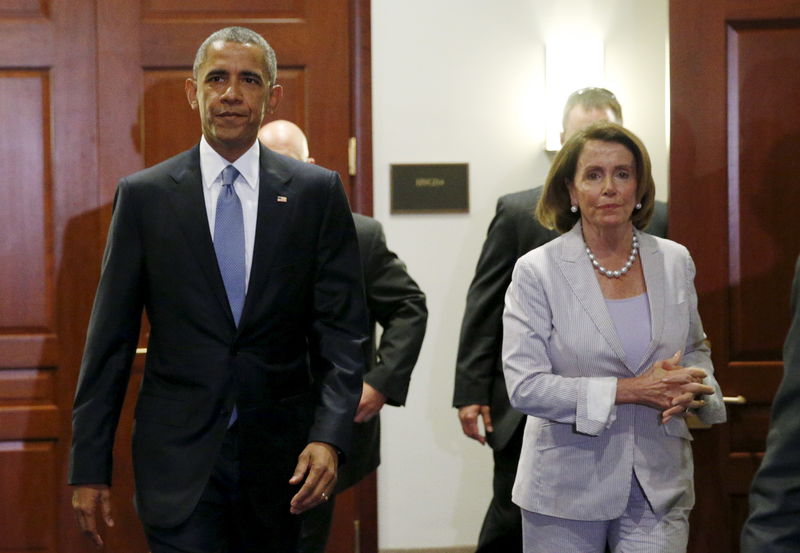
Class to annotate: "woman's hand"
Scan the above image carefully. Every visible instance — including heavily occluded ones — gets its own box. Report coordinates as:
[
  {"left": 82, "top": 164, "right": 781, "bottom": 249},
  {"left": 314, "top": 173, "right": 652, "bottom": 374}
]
[
  {"left": 659, "top": 353, "right": 714, "bottom": 423},
  {"left": 660, "top": 391, "right": 708, "bottom": 423},
  {"left": 616, "top": 351, "right": 714, "bottom": 422}
]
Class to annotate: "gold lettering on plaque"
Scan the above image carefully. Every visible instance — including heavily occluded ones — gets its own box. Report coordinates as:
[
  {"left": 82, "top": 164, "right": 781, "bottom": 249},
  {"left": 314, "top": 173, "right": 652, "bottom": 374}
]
[{"left": 415, "top": 177, "right": 445, "bottom": 187}]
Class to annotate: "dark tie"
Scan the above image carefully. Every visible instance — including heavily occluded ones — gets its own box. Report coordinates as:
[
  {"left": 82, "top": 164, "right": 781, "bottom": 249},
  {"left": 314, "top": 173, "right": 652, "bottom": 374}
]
[{"left": 213, "top": 165, "right": 246, "bottom": 326}]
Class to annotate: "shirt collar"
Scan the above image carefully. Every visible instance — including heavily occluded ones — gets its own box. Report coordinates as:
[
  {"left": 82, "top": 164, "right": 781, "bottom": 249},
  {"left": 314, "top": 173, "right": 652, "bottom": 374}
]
[{"left": 199, "top": 136, "right": 260, "bottom": 191}]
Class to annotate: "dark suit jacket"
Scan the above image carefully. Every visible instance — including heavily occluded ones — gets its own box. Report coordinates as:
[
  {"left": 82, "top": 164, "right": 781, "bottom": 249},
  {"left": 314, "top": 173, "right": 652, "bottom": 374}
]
[
  {"left": 452, "top": 185, "right": 668, "bottom": 450},
  {"left": 68, "top": 144, "right": 368, "bottom": 528},
  {"left": 333, "top": 213, "right": 427, "bottom": 491},
  {"left": 741, "top": 255, "right": 800, "bottom": 553}
]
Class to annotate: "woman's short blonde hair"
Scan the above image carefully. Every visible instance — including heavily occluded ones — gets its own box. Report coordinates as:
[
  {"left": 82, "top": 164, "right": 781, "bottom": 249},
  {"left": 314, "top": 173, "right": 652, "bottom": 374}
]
[{"left": 535, "top": 121, "right": 656, "bottom": 234}]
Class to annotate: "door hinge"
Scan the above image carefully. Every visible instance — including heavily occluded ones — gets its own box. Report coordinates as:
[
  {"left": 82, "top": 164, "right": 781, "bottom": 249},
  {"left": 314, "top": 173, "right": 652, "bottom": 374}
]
[{"left": 348, "top": 137, "right": 357, "bottom": 176}]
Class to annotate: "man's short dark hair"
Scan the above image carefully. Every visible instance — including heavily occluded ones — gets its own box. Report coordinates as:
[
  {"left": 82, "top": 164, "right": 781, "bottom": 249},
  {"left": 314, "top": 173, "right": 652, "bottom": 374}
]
[{"left": 193, "top": 26, "right": 277, "bottom": 86}]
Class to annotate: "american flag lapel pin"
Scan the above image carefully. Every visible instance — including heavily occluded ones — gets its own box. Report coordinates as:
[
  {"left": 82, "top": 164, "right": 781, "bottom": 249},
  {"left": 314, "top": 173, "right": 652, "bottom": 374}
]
[{"left": 277, "top": 195, "right": 288, "bottom": 203}]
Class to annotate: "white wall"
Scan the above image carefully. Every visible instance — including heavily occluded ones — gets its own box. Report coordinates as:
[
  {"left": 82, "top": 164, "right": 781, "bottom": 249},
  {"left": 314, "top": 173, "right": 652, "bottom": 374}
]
[{"left": 371, "top": 1, "right": 669, "bottom": 549}]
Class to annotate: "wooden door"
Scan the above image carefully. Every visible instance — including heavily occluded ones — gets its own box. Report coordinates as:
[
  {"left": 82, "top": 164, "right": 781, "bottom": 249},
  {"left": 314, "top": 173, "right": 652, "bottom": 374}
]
[
  {"left": 670, "top": 1, "right": 800, "bottom": 551},
  {"left": 0, "top": 2, "right": 102, "bottom": 552},
  {"left": 0, "top": 1, "right": 374, "bottom": 552}
]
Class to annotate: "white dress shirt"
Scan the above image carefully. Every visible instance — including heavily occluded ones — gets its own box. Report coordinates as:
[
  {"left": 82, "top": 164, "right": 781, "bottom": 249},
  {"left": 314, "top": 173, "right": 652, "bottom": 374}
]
[{"left": 199, "top": 136, "right": 260, "bottom": 290}]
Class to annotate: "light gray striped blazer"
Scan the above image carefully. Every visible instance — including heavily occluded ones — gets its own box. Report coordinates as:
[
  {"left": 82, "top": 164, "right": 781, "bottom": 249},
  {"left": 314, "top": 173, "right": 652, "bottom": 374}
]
[{"left": 502, "top": 222, "right": 726, "bottom": 521}]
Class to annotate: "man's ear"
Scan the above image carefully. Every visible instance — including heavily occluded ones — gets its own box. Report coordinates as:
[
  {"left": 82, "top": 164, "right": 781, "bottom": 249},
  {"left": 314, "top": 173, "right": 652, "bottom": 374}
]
[
  {"left": 185, "top": 78, "right": 199, "bottom": 110},
  {"left": 266, "top": 84, "right": 283, "bottom": 114}
]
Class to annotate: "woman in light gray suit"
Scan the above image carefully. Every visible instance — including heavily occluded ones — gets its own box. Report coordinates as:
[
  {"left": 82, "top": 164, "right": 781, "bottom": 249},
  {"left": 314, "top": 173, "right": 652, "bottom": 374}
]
[{"left": 502, "top": 122, "right": 726, "bottom": 553}]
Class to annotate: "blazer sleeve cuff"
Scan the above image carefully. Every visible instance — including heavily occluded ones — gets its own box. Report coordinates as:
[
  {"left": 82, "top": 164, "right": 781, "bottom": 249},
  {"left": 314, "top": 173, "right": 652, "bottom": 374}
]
[
  {"left": 576, "top": 377, "right": 618, "bottom": 435},
  {"left": 364, "top": 366, "right": 408, "bottom": 406}
]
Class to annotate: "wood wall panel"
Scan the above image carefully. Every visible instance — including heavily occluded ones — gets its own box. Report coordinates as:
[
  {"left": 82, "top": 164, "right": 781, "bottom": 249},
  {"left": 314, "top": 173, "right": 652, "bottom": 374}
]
[
  {"left": 142, "top": 70, "right": 197, "bottom": 167},
  {"left": 0, "top": 71, "right": 52, "bottom": 332},
  {"left": 0, "top": 335, "right": 57, "bottom": 369},
  {"left": 0, "top": 405, "right": 58, "bottom": 440},
  {"left": 727, "top": 361, "right": 782, "bottom": 404},
  {"left": 728, "top": 22, "right": 800, "bottom": 362},
  {"left": 269, "top": 68, "right": 306, "bottom": 132},
  {"left": 143, "top": 0, "right": 301, "bottom": 18},
  {"left": 727, "top": 404, "right": 771, "bottom": 452},
  {"left": 0, "top": 368, "right": 54, "bottom": 402},
  {"left": 0, "top": 440, "right": 56, "bottom": 551},
  {"left": 140, "top": 22, "right": 308, "bottom": 67},
  {"left": 0, "top": 0, "right": 48, "bottom": 19}
]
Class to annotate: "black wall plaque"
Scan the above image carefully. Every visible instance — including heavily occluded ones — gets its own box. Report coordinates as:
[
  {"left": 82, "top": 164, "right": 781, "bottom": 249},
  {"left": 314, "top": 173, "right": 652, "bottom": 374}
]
[{"left": 390, "top": 163, "right": 469, "bottom": 213}]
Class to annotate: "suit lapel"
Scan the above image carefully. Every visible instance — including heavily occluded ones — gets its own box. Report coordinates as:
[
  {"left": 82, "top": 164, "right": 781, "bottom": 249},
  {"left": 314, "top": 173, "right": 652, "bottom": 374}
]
[
  {"left": 165, "top": 146, "right": 235, "bottom": 327},
  {"left": 238, "top": 145, "right": 296, "bottom": 330},
  {"left": 559, "top": 223, "right": 629, "bottom": 368},
  {"left": 638, "top": 233, "right": 665, "bottom": 372}
]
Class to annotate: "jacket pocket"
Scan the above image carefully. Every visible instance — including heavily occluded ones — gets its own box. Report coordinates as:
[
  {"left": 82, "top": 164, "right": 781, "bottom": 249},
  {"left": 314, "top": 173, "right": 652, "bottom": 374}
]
[
  {"left": 535, "top": 421, "right": 598, "bottom": 451},
  {"left": 662, "top": 418, "right": 694, "bottom": 441}
]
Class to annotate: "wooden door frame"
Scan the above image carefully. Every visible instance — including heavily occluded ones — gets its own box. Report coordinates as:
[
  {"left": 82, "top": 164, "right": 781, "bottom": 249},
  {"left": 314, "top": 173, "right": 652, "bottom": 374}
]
[
  {"left": 351, "top": 0, "right": 373, "bottom": 218},
  {"left": 345, "top": 2, "right": 379, "bottom": 552},
  {"left": 668, "top": 3, "right": 731, "bottom": 546}
]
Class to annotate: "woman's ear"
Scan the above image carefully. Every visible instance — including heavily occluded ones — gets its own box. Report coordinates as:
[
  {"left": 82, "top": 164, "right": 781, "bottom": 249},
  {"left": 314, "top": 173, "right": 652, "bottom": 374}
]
[{"left": 566, "top": 179, "right": 577, "bottom": 206}]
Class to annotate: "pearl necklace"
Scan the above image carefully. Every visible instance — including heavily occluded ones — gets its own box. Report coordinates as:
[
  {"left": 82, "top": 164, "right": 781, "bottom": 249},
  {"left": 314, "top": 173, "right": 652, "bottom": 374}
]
[{"left": 585, "top": 232, "right": 639, "bottom": 278}]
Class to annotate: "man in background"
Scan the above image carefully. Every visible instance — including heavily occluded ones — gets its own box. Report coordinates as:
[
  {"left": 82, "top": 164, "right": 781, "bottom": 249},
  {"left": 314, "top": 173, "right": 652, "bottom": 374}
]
[
  {"left": 452, "top": 87, "right": 668, "bottom": 552},
  {"left": 741, "top": 255, "right": 800, "bottom": 553},
  {"left": 260, "top": 120, "right": 429, "bottom": 553}
]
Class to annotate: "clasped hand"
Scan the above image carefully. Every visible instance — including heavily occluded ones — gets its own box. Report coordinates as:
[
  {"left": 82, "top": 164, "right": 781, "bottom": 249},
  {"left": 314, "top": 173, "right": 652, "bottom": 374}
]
[{"left": 619, "top": 350, "right": 714, "bottom": 424}]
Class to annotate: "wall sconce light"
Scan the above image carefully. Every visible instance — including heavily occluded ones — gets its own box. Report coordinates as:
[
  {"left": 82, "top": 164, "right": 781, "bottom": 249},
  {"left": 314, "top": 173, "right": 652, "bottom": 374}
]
[{"left": 544, "top": 36, "right": 605, "bottom": 151}]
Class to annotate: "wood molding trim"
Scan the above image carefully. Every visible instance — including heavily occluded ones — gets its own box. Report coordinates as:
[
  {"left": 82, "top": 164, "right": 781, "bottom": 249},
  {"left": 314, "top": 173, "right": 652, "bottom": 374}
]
[{"left": 351, "top": 0, "right": 373, "bottom": 216}]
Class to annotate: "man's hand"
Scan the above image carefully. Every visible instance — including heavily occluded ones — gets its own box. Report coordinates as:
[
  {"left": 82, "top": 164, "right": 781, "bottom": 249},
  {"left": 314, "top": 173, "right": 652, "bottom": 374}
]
[
  {"left": 458, "top": 404, "right": 493, "bottom": 445},
  {"left": 354, "top": 382, "right": 387, "bottom": 423},
  {"left": 289, "top": 442, "right": 338, "bottom": 514},
  {"left": 72, "top": 484, "right": 114, "bottom": 548}
]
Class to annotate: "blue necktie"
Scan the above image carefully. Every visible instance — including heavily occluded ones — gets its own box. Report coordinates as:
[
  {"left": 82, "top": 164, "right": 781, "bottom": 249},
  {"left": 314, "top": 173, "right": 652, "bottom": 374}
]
[
  {"left": 214, "top": 165, "right": 246, "bottom": 326},
  {"left": 214, "top": 165, "right": 244, "bottom": 427}
]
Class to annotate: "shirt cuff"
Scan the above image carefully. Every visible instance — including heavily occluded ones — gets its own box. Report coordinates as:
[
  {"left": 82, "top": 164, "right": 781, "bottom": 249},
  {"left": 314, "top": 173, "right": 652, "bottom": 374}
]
[{"left": 586, "top": 377, "right": 618, "bottom": 427}]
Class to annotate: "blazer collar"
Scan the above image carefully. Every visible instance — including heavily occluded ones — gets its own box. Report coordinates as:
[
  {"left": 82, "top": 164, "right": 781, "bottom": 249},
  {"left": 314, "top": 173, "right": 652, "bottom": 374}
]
[
  {"left": 558, "top": 222, "right": 664, "bottom": 374},
  {"left": 638, "top": 232, "right": 665, "bottom": 370},
  {"left": 166, "top": 146, "right": 235, "bottom": 327}
]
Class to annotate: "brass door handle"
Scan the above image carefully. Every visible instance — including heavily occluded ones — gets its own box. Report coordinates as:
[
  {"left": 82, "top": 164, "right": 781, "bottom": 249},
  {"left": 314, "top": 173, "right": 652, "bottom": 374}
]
[
  {"left": 723, "top": 395, "right": 747, "bottom": 405},
  {"left": 688, "top": 395, "right": 747, "bottom": 430}
]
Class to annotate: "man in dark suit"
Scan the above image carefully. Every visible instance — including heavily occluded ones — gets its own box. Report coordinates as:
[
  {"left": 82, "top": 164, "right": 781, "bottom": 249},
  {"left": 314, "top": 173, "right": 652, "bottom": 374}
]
[
  {"left": 452, "top": 87, "right": 668, "bottom": 552},
  {"left": 741, "top": 255, "right": 800, "bottom": 553},
  {"left": 69, "top": 27, "right": 368, "bottom": 553},
  {"left": 259, "top": 119, "right": 428, "bottom": 553}
]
